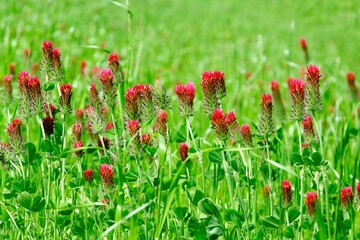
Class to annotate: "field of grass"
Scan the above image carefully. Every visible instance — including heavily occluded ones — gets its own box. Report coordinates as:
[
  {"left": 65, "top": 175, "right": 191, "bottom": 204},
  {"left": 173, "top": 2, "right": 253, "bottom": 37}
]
[{"left": 1, "top": 0, "right": 360, "bottom": 239}]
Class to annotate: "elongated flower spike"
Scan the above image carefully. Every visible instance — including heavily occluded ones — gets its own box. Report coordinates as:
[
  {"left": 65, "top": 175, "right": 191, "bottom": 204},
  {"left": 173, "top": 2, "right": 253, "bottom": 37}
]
[
  {"left": 84, "top": 169, "right": 94, "bottom": 182},
  {"left": 282, "top": 180, "right": 292, "bottom": 206},
  {"left": 75, "top": 109, "right": 84, "bottom": 123},
  {"left": 128, "top": 119, "right": 141, "bottom": 152},
  {"left": 201, "top": 71, "right": 226, "bottom": 116},
  {"left": 142, "top": 133, "right": 151, "bottom": 146},
  {"left": 305, "top": 191, "right": 318, "bottom": 216},
  {"left": 211, "top": 108, "right": 228, "bottom": 140},
  {"left": 43, "top": 116, "right": 55, "bottom": 136},
  {"left": 258, "top": 94, "right": 275, "bottom": 137},
  {"left": 302, "top": 115, "right": 317, "bottom": 146},
  {"left": 305, "top": 65, "right": 322, "bottom": 112},
  {"left": 346, "top": 72, "right": 360, "bottom": 99},
  {"left": 72, "top": 123, "right": 82, "bottom": 142},
  {"left": 7, "top": 119, "right": 24, "bottom": 153},
  {"left": 270, "top": 80, "right": 286, "bottom": 122},
  {"left": 299, "top": 37, "right": 309, "bottom": 62},
  {"left": 241, "top": 124, "right": 253, "bottom": 147},
  {"left": 176, "top": 82, "right": 196, "bottom": 117},
  {"left": 51, "top": 48, "right": 64, "bottom": 82},
  {"left": 89, "top": 83, "right": 103, "bottom": 115},
  {"left": 108, "top": 52, "right": 123, "bottom": 84},
  {"left": 99, "top": 68, "right": 117, "bottom": 108},
  {"left": 153, "top": 80, "right": 171, "bottom": 111},
  {"left": 74, "top": 141, "right": 84, "bottom": 156},
  {"left": 40, "top": 40, "right": 53, "bottom": 74},
  {"left": 18, "top": 72, "right": 31, "bottom": 118},
  {"left": 60, "top": 84, "right": 72, "bottom": 114},
  {"left": 139, "top": 84, "right": 154, "bottom": 122},
  {"left": 288, "top": 79, "right": 306, "bottom": 121},
  {"left": 3, "top": 75, "right": 13, "bottom": 103},
  {"left": 340, "top": 187, "right": 353, "bottom": 208},
  {"left": 27, "top": 77, "right": 44, "bottom": 115},
  {"left": 179, "top": 142, "right": 189, "bottom": 161},
  {"left": 100, "top": 164, "right": 114, "bottom": 187},
  {"left": 85, "top": 106, "right": 104, "bottom": 136},
  {"left": 125, "top": 87, "right": 140, "bottom": 121},
  {"left": 153, "top": 109, "right": 168, "bottom": 139},
  {"left": 225, "top": 111, "right": 241, "bottom": 144}
]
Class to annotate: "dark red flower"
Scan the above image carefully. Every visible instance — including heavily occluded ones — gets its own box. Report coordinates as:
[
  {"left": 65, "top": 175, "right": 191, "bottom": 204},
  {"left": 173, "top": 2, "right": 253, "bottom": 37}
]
[
  {"left": 43, "top": 116, "right": 55, "bottom": 136},
  {"left": 340, "top": 186, "right": 353, "bottom": 207},
  {"left": 60, "top": 84, "right": 72, "bottom": 113},
  {"left": 84, "top": 169, "right": 94, "bottom": 182},
  {"left": 128, "top": 120, "right": 140, "bottom": 136},
  {"left": 41, "top": 40, "right": 53, "bottom": 73},
  {"left": 179, "top": 142, "right": 189, "bottom": 161},
  {"left": 241, "top": 124, "right": 253, "bottom": 147},
  {"left": 73, "top": 141, "right": 84, "bottom": 156},
  {"left": 282, "top": 180, "right": 292, "bottom": 205},
  {"left": 99, "top": 164, "right": 114, "bottom": 186},
  {"left": 105, "top": 122, "right": 114, "bottom": 132},
  {"left": 141, "top": 133, "right": 151, "bottom": 145},
  {"left": 305, "top": 191, "right": 318, "bottom": 216},
  {"left": 288, "top": 79, "right": 306, "bottom": 120}
]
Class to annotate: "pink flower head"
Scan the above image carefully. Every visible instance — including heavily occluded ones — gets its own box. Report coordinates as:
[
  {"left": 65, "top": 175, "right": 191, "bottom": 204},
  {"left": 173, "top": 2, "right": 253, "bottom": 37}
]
[
  {"left": 340, "top": 186, "right": 353, "bottom": 207},
  {"left": 305, "top": 65, "right": 322, "bottom": 111},
  {"left": 41, "top": 40, "right": 53, "bottom": 73},
  {"left": 27, "top": 77, "right": 44, "bottom": 114},
  {"left": 75, "top": 108, "right": 84, "bottom": 122},
  {"left": 128, "top": 120, "right": 140, "bottom": 136},
  {"left": 305, "top": 191, "right": 318, "bottom": 216},
  {"left": 99, "top": 68, "right": 114, "bottom": 85},
  {"left": 241, "top": 124, "right": 253, "bottom": 147},
  {"left": 72, "top": 123, "right": 82, "bottom": 141},
  {"left": 141, "top": 133, "right": 151, "bottom": 145},
  {"left": 258, "top": 94, "right": 274, "bottom": 137},
  {"left": 84, "top": 169, "right": 94, "bottom": 182},
  {"left": 73, "top": 141, "right": 84, "bottom": 156},
  {"left": 176, "top": 82, "right": 196, "bottom": 117},
  {"left": 125, "top": 87, "right": 140, "bottom": 120},
  {"left": 179, "top": 142, "right": 189, "bottom": 161},
  {"left": 42, "top": 40, "right": 53, "bottom": 55},
  {"left": 282, "top": 180, "right": 292, "bottom": 205},
  {"left": 18, "top": 71, "right": 30, "bottom": 94},
  {"left": 89, "top": 83, "right": 102, "bottom": 113},
  {"left": 60, "top": 84, "right": 72, "bottom": 113},
  {"left": 306, "top": 65, "right": 321, "bottom": 86},
  {"left": 288, "top": 79, "right": 306, "bottom": 120},
  {"left": 43, "top": 116, "right": 55, "bottom": 136},
  {"left": 201, "top": 71, "right": 226, "bottom": 116},
  {"left": 99, "top": 69, "right": 117, "bottom": 108},
  {"left": 99, "top": 164, "right": 114, "bottom": 186},
  {"left": 108, "top": 52, "right": 120, "bottom": 77},
  {"left": 299, "top": 37, "right": 307, "bottom": 51}
]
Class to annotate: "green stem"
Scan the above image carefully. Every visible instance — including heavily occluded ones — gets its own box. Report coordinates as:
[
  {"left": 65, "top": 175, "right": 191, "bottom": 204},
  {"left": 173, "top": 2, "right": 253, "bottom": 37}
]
[
  {"left": 264, "top": 137, "right": 273, "bottom": 216},
  {"left": 298, "top": 167, "right": 304, "bottom": 239}
]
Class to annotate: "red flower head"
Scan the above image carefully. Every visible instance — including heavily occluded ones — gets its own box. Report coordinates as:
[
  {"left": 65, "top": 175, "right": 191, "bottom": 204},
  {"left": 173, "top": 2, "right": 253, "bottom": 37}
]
[
  {"left": 99, "top": 69, "right": 116, "bottom": 108},
  {"left": 108, "top": 52, "right": 120, "bottom": 74},
  {"left": 105, "top": 122, "right": 114, "bottom": 132},
  {"left": 42, "top": 40, "right": 53, "bottom": 55},
  {"left": 179, "top": 142, "right": 189, "bottom": 161},
  {"left": 72, "top": 123, "right": 82, "bottom": 141},
  {"left": 241, "top": 124, "right": 253, "bottom": 147},
  {"left": 81, "top": 60, "right": 87, "bottom": 76},
  {"left": 45, "top": 103, "right": 57, "bottom": 117},
  {"left": 41, "top": 40, "right": 53, "bottom": 73},
  {"left": 43, "top": 116, "right": 55, "bottom": 136},
  {"left": 73, "top": 141, "right": 84, "bottom": 156},
  {"left": 201, "top": 71, "right": 226, "bottom": 116},
  {"left": 340, "top": 186, "right": 353, "bottom": 207},
  {"left": 305, "top": 65, "right": 322, "bottom": 112},
  {"left": 84, "top": 169, "right": 94, "bottom": 182},
  {"left": 258, "top": 94, "right": 274, "bottom": 137},
  {"left": 97, "top": 137, "right": 110, "bottom": 151},
  {"left": 89, "top": 83, "right": 102, "bottom": 114},
  {"left": 305, "top": 191, "right": 318, "bottom": 216},
  {"left": 128, "top": 120, "right": 140, "bottom": 136},
  {"left": 99, "top": 68, "right": 114, "bottom": 86},
  {"left": 153, "top": 110, "right": 168, "bottom": 138},
  {"left": 176, "top": 82, "right": 196, "bottom": 117},
  {"left": 18, "top": 71, "right": 30, "bottom": 93},
  {"left": 356, "top": 182, "right": 360, "bottom": 198},
  {"left": 288, "top": 79, "right": 306, "bottom": 120},
  {"left": 141, "top": 133, "right": 151, "bottom": 145},
  {"left": 9, "top": 63, "right": 15, "bottom": 75},
  {"left": 24, "top": 49, "right": 30, "bottom": 59},
  {"left": 99, "top": 164, "right": 114, "bottom": 186},
  {"left": 226, "top": 112, "right": 241, "bottom": 143},
  {"left": 52, "top": 48, "right": 61, "bottom": 70},
  {"left": 299, "top": 37, "right": 307, "bottom": 51},
  {"left": 125, "top": 87, "right": 140, "bottom": 120},
  {"left": 282, "top": 180, "right": 292, "bottom": 206},
  {"left": 7, "top": 119, "right": 23, "bottom": 152},
  {"left": 75, "top": 108, "right": 84, "bottom": 122},
  {"left": 26, "top": 77, "right": 44, "bottom": 114},
  {"left": 211, "top": 108, "right": 228, "bottom": 140},
  {"left": 3, "top": 75, "right": 13, "bottom": 101},
  {"left": 60, "top": 84, "right": 72, "bottom": 113},
  {"left": 270, "top": 80, "right": 280, "bottom": 93}
]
